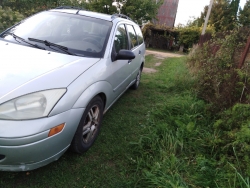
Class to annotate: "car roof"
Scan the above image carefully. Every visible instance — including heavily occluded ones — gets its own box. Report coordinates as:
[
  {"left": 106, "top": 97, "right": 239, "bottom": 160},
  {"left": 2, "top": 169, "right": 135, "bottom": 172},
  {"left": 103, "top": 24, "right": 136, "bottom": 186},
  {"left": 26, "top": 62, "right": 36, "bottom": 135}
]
[{"left": 50, "top": 8, "right": 136, "bottom": 24}]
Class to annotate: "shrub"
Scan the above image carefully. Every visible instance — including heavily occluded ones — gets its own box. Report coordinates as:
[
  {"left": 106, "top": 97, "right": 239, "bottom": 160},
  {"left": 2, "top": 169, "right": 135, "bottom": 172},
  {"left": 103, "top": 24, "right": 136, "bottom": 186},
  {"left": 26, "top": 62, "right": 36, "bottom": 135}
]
[
  {"left": 175, "top": 24, "right": 215, "bottom": 51},
  {"left": 188, "top": 27, "right": 250, "bottom": 112}
]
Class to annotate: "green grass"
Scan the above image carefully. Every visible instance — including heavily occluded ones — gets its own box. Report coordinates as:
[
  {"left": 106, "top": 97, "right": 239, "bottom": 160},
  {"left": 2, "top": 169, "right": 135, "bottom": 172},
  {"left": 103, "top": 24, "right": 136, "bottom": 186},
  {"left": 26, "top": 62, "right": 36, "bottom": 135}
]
[{"left": 0, "top": 55, "right": 249, "bottom": 187}]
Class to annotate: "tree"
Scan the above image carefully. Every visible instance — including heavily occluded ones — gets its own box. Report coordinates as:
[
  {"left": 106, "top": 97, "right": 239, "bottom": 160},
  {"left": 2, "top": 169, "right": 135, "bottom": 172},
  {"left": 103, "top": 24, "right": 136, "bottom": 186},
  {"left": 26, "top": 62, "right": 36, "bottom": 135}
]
[
  {"left": 87, "top": 0, "right": 163, "bottom": 25},
  {"left": 229, "top": 0, "right": 240, "bottom": 20},
  {"left": 193, "top": 0, "right": 239, "bottom": 32},
  {"left": 120, "top": 0, "right": 163, "bottom": 25},
  {"left": 239, "top": 0, "right": 250, "bottom": 27},
  {"left": 88, "top": 0, "right": 118, "bottom": 14},
  {"left": 209, "top": 0, "right": 235, "bottom": 31},
  {"left": 0, "top": 0, "right": 163, "bottom": 26},
  {"left": 0, "top": 0, "right": 88, "bottom": 16}
]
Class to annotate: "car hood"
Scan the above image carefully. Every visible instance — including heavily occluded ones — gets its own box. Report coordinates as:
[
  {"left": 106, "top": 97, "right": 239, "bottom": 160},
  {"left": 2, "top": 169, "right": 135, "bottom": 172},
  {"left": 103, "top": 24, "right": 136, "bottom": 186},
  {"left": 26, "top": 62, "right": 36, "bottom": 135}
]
[{"left": 0, "top": 40, "right": 100, "bottom": 103}]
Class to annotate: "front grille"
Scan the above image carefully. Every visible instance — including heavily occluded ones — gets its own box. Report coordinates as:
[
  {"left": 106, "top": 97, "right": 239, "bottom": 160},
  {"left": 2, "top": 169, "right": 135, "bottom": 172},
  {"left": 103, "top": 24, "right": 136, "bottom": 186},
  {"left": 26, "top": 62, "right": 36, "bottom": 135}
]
[{"left": 0, "top": 154, "right": 5, "bottom": 160}]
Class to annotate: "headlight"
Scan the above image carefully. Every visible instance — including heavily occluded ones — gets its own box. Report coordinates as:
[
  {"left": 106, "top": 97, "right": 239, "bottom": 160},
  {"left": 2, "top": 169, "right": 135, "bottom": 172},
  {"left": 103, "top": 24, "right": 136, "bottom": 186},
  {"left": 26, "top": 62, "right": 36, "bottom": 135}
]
[{"left": 0, "top": 89, "right": 66, "bottom": 120}]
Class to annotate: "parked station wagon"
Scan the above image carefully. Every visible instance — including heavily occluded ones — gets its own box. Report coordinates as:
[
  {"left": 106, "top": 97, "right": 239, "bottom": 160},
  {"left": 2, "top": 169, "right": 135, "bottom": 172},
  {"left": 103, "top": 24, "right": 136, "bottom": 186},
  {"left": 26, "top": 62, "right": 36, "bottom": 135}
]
[{"left": 0, "top": 6, "right": 145, "bottom": 171}]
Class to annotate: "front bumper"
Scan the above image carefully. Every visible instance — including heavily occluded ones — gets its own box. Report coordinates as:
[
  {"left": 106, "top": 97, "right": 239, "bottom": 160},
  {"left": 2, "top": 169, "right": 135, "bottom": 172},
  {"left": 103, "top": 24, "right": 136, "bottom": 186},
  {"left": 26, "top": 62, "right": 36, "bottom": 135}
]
[{"left": 0, "top": 108, "right": 84, "bottom": 171}]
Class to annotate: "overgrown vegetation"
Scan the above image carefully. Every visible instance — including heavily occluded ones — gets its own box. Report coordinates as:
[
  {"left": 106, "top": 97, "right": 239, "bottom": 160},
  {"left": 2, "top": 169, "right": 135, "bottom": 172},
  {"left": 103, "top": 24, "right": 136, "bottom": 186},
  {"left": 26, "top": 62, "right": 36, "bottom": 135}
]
[
  {"left": 188, "top": 27, "right": 250, "bottom": 111},
  {"left": 130, "top": 55, "right": 250, "bottom": 187},
  {"left": 182, "top": 26, "right": 250, "bottom": 187}
]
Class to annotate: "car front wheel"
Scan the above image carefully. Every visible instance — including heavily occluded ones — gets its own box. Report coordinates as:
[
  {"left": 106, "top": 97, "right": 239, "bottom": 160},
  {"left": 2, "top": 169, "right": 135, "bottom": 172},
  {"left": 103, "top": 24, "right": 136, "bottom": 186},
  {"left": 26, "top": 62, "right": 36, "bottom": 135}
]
[{"left": 70, "top": 96, "right": 104, "bottom": 154}]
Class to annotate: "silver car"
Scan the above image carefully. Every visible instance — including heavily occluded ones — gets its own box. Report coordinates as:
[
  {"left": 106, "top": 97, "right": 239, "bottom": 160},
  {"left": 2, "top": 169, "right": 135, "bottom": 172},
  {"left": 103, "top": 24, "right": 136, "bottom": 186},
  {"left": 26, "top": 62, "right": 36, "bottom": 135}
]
[{"left": 0, "top": 7, "right": 145, "bottom": 171}]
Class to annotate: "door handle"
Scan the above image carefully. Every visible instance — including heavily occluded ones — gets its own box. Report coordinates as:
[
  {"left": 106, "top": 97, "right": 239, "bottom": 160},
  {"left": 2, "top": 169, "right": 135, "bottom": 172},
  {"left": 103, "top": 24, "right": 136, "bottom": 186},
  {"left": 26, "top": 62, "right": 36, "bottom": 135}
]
[
  {"left": 139, "top": 50, "right": 141, "bottom": 55},
  {"left": 128, "top": 60, "right": 132, "bottom": 64}
]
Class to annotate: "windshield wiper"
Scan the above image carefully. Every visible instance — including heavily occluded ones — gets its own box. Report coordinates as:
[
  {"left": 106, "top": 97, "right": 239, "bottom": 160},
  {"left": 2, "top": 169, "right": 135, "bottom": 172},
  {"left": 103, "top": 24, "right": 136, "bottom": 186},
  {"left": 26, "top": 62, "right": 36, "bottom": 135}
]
[
  {"left": 4, "top": 33, "right": 46, "bottom": 50},
  {"left": 28, "top": 38, "right": 77, "bottom": 56}
]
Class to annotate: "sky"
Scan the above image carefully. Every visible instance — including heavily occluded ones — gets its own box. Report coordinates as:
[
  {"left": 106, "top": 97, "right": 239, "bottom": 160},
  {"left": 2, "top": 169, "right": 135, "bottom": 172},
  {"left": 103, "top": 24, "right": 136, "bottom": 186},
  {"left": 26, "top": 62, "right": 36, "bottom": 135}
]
[{"left": 175, "top": 0, "right": 247, "bottom": 26}]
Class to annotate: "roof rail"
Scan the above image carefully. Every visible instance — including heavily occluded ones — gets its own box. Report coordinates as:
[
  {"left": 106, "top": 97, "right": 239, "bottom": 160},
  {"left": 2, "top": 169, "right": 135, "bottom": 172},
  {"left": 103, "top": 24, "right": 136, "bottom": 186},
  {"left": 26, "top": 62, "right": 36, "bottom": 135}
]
[
  {"left": 54, "top": 6, "right": 87, "bottom": 14},
  {"left": 111, "top": 14, "right": 133, "bottom": 22},
  {"left": 55, "top": 6, "right": 80, "bottom": 9}
]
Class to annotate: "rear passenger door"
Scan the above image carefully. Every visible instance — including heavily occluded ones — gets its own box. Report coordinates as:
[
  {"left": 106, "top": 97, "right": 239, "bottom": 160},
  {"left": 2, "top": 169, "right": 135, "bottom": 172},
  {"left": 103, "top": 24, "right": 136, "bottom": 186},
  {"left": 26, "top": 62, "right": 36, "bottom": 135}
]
[{"left": 125, "top": 24, "right": 143, "bottom": 83}]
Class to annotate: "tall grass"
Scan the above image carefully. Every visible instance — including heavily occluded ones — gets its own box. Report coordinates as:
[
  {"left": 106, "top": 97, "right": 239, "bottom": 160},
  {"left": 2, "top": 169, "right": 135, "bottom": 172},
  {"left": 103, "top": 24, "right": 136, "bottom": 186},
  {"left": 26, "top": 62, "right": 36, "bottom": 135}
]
[{"left": 132, "top": 56, "right": 250, "bottom": 187}]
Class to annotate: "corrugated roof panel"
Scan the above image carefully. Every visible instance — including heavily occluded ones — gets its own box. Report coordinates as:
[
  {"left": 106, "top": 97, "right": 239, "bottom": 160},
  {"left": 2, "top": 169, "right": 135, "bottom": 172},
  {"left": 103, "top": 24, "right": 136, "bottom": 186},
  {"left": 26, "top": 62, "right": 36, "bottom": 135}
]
[{"left": 155, "top": 0, "right": 179, "bottom": 27}]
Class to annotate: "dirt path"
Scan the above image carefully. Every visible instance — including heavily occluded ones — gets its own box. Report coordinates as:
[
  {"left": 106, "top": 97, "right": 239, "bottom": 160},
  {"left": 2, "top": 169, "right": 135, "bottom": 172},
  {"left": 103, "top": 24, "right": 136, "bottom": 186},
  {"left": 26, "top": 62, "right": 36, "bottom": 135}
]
[
  {"left": 146, "top": 50, "right": 184, "bottom": 58},
  {"left": 143, "top": 50, "right": 184, "bottom": 74}
]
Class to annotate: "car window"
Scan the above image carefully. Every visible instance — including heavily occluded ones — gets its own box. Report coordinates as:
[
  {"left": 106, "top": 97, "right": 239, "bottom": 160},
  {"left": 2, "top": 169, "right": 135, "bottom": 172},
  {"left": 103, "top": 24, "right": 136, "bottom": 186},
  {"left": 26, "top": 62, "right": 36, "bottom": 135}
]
[
  {"left": 114, "top": 24, "right": 128, "bottom": 53},
  {"left": 134, "top": 25, "right": 144, "bottom": 45},
  {"left": 126, "top": 25, "right": 138, "bottom": 49}
]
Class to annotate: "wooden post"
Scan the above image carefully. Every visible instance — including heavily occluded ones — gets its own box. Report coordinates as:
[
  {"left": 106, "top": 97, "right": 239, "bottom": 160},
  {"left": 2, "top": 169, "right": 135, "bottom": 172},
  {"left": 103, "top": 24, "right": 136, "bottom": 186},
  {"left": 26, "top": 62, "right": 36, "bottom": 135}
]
[
  {"left": 202, "top": 0, "right": 214, "bottom": 35},
  {"left": 238, "top": 36, "right": 250, "bottom": 69}
]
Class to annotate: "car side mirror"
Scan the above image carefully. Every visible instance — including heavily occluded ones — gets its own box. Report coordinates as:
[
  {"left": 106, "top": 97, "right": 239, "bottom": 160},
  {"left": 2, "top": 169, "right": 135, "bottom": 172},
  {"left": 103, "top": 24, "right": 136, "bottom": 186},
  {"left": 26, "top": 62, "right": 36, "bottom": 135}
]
[{"left": 115, "top": 50, "right": 135, "bottom": 61}]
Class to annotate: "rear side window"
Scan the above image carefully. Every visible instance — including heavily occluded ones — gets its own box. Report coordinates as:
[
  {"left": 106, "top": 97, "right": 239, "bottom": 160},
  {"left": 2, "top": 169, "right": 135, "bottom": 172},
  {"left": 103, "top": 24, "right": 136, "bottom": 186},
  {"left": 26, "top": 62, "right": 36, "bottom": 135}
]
[
  {"left": 134, "top": 25, "right": 144, "bottom": 45},
  {"left": 114, "top": 24, "right": 128, "bottom": 53},
  {"left": 126, "top": 25, "right": 138, "bottom": 49}
]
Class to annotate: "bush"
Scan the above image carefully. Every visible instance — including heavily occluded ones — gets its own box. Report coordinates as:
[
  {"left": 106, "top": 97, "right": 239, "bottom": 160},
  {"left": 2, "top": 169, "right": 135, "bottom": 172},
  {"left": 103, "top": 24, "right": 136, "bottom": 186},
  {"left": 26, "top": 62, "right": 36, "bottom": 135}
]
[
  {"left": 188, "top": 27, "right": 250, "bottom": 112},
  {"left": 175, "top": 24, "right": 215, "bottom": 51},
  {"left": 175, "top": 26, "right": 200, "bottom": 49},
  {"left": 0, "top": 6, "right": 24, "bottom": 33}
]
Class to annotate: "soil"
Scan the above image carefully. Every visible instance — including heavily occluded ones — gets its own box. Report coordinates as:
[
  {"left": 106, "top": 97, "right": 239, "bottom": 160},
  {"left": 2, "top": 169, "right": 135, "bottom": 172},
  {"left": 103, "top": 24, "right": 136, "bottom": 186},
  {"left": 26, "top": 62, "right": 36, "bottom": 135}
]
[
  {"left": 145, "top": 50, "right": 184, "bottom": 58},
  {"left": 143, "top": 50, "right": 184, "bottom": 73}
]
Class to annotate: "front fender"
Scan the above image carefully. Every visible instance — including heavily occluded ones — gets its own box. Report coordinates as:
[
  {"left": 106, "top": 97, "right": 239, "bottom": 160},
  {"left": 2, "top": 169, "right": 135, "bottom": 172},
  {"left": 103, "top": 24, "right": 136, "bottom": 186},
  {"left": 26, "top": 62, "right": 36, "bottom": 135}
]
[{"left": 72, "top": 81, "right": 113, "bottom": 110}]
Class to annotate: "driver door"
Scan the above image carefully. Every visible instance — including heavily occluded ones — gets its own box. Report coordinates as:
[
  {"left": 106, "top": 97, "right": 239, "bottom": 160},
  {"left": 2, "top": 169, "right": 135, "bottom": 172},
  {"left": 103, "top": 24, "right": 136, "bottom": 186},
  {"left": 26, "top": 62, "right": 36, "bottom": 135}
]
[{"left": 106, "top": 24, "right": 132, "bottom": 98}]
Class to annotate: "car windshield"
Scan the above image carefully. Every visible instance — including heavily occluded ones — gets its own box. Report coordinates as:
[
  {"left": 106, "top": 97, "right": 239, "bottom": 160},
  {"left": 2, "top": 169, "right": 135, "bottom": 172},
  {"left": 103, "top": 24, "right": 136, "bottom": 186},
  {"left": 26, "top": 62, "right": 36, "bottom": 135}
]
[{"left": 0, "top": 11, "right": 112, "bottom": 58}]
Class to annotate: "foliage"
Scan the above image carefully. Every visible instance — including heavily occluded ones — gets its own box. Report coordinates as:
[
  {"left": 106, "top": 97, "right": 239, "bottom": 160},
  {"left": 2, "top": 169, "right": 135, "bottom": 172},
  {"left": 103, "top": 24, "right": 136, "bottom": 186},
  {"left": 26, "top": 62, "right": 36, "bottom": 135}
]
[
  {"left": 194, "top": 0, "right": 240, "bottom": 32},
  {"left": 174, "top": 24, "right": 215, "bottom": 50},
  {"left": 0, "top": 0, "right": 162, "bottom": 30},
  {"left": 87, "top": 0, "right": 118, "bottom": 14},
  {"left": 120, "top": 0, "right": 163, "bottom": 25},
  {"left": 188, "top": 27, "right": 250, "bottom": 112},
  {"left": 230, "top": 0, "right": 240, "bottom": 20},
  {"left": 131, "top": 55, "right": 250, "bottom": 187},
  {"left": 142, "top": 22, "right": 215, "bottom": 51},
  {"left": 0, "top": 6, "right": 24, "bottom": 33},
  {"left": 212, "top": 0, "right": 231, "bottom": 31},
  {"left": 0, "top": 0, "right": 87, "bottom": 17},
  {"left": 239, "top": 0, "right": 250, "bottom": 27},
  {"left": 213, "top": 103, "right": 250, "bottom": 177},
  {"left": 0, "top": 0, "right": 87, "bottom": 32},
  {"left": 175, "top": 26, "right": 200, "bottom": 49}
]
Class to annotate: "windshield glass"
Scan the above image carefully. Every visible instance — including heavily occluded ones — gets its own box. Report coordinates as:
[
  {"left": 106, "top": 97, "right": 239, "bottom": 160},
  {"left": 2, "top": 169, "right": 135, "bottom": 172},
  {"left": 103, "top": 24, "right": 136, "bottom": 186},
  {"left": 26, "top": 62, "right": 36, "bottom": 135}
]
[{"left": 0, "top": 11, "right": 112, "bottom": 57}]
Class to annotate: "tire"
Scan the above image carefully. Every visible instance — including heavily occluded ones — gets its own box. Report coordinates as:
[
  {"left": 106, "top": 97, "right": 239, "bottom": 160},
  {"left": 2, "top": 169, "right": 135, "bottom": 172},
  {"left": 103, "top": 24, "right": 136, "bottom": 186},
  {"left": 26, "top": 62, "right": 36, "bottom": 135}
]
[
  {"left": 130, "top": 68, "right": 142, "bottom": 90},
  {"left": 70, "top": 96, "right": 104, "bottom": 154}
]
